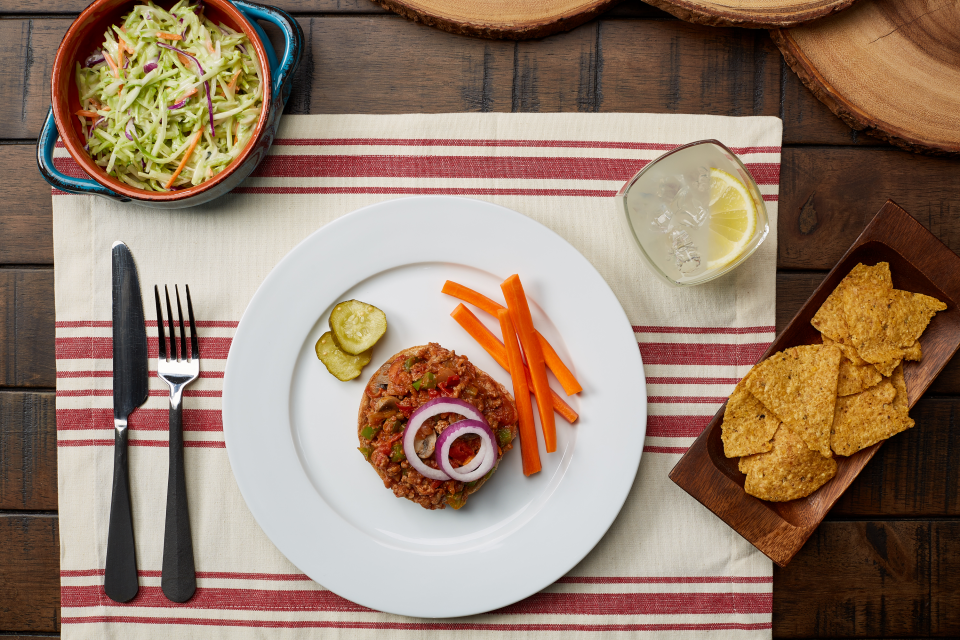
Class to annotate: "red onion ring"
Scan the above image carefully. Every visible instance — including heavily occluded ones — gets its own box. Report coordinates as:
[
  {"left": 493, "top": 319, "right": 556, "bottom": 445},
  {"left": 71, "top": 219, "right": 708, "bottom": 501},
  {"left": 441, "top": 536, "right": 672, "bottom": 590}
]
[
  {"left": 83, "top": 51, "right": 105, "bottom": 68},
  {"left": 436, "top": 420, "right": 496, "bottom": 483},
  {"left": 143, "top": 61, "right": 158, "bottom": 73},
  {"left": 402, "top": 398, "right": 486, "bottom": 481}
]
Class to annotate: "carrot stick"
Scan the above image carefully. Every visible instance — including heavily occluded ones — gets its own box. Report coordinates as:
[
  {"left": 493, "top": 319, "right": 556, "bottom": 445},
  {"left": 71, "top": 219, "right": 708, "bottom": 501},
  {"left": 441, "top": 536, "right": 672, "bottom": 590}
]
[
  {"left": 227, "top": 69, "right": 242, "bottom": 91},
  {"left": 75, "top": 110, "right": 99, "bottom": 119},
  {"left": 103, "top": 52, "right": 119, "bottom": 78},
  {"left": 158, "top": 32, "right": 183, "bottom": 40},
  {"left": 502, "top": 275, "right": 555, "bottom": 452},
  {"left": 165, "top": 130, "right": 202, "bottom": 190},
  {"left": 442, "top": 280, "right": 582, "bottom": 395},
  {"left": 450, "top": 304, "right": 578, "bottom": 424},
  {"left": 497, "top": 310, "right": 541, "bottom": 476},
  {"left": 117, "top": 47, "right": 124, "bottom": 73},
  {"left": 177, "top": 87, "right": 198, "bottom": 101}
]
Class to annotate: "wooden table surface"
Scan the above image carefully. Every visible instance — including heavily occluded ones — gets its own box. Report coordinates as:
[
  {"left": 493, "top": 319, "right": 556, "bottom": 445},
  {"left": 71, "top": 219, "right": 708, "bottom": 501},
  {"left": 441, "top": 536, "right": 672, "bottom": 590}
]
[{"left": 2, "top": 0, "right": 959, "bottom": 636}]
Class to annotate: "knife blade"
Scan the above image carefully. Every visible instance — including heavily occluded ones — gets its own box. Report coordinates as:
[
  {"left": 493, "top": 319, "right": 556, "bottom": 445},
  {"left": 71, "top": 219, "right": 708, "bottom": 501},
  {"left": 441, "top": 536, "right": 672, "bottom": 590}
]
[{"left": 104, "top": 241, "right": 149, "bottom": 603}]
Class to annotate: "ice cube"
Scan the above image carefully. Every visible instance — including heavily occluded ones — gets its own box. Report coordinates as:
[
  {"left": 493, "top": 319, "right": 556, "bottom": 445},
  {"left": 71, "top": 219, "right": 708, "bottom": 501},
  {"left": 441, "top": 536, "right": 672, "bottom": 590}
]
[
  {"left": 651, "top": 206, "right": 674, "bottom": 233},
  {"left": 696, "top": 166, "right": 710, "bottom": 192},
  {"left": 657, "top": 176, "right": 682, "bottom": 201},
  {"left": 670, "top": 230, "right": 702, "bottom": 275}
]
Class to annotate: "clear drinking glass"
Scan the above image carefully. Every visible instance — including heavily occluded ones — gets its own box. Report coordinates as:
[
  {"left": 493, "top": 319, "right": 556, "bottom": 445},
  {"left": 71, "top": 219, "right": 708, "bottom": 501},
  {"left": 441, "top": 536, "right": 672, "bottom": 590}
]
[{"left": 615, "top": 139, "right": 769, "bottom": 287}]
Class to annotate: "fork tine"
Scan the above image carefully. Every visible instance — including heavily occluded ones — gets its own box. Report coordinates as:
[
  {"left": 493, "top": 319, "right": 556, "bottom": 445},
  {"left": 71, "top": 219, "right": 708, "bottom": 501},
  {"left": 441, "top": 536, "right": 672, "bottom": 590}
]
[
  {"left": 165, "top": 285, "right": 178, "bottom": 362},
  {"left": 185, "top": 284, "right": 199, "bottom": 361},
  {"left": 154, "top": 285, "right": 167, "bottom": 362},
  {"left": 175, "top": 285, "right": 188, "bottom": 362}
]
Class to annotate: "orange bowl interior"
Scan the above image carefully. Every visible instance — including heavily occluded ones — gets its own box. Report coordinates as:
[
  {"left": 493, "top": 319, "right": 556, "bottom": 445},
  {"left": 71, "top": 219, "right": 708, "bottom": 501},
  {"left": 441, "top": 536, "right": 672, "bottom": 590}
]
[{"left": 52, "top": 0, "right": 271, "bottom": 200}]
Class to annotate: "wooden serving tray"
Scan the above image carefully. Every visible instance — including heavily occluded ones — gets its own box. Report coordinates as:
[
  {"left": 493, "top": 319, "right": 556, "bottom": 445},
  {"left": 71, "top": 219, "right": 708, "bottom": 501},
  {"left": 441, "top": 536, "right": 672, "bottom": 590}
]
[{"left": 669, "top": 200, "right": 960, "bottom": 567}]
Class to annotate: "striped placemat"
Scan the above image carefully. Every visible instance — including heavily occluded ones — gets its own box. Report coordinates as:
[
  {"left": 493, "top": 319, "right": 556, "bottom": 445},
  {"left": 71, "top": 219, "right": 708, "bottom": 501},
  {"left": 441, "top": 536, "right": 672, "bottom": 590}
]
[{"left": 53, "top": 113, "right": 780, "bottom": 638}]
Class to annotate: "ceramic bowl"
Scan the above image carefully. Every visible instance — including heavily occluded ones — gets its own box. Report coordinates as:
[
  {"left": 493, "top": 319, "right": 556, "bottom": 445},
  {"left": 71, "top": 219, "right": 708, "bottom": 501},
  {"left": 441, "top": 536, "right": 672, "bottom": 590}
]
[{"left": 38, "top": 0, "right": 302, "bottom": 208}]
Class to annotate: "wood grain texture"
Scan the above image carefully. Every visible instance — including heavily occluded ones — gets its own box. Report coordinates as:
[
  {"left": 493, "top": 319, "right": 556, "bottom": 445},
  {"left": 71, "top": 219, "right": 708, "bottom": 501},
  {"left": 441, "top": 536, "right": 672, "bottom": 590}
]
[
  {"left": 773, "top": 0, "right": 960, "bottom": 156},
  {"left": 597, "top": 19, "right": 780, "bottom": 116},
  {"left": 370, "top": 0, "right": 620, "bottom": 40},
  {"left": 0, "top": 146, "right": 53, "bottom": 265},
  {"left": 0, "top": 514, "right": 60, "bottom": 633},
  {"left": 773, "top": 520, "right": 960, "bottom": 637},
  {"left": 643, "top": 0, "right": 859, "bottom": 28},
  {"left": 0, "top": 20, "right": 71, "bottom": 141},
  {"left": 778, "top": 147, "right": 960, "bottom": 271},
  {"left": 0, "top": 392, "right": 57, "bottom": 511},
  {"left": 0, "top": 270, "right": 55, "bottom": 388}
]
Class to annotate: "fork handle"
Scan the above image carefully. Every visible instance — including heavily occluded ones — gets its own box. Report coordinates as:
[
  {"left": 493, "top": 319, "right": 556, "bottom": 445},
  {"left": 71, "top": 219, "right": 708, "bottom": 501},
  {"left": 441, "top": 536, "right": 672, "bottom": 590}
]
[
  {"left": 105, "top": 426, "right": 139, "bottom": 602},
  {"left": 161, "top": 396, "right": 196, "bottom": 602}
]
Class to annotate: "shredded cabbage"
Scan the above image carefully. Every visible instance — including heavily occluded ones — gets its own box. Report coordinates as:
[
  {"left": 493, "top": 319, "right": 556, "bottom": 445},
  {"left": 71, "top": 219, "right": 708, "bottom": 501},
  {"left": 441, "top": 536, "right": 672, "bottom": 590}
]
[{"left": 74, "top": 0, "right": 263, "bottom": 191}]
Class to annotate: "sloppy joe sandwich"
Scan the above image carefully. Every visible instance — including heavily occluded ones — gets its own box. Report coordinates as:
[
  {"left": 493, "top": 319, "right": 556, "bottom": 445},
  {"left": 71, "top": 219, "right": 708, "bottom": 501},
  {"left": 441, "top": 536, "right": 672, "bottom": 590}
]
[{"left": 358, "top": 343, "right": 518, "bottom": 510}]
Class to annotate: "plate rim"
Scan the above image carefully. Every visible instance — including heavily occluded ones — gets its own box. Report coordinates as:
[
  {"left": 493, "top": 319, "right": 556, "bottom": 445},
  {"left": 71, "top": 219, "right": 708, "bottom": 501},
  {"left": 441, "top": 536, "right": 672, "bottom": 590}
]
[{"left": 223, "top": 195, "right": 646, "bottom": 617}]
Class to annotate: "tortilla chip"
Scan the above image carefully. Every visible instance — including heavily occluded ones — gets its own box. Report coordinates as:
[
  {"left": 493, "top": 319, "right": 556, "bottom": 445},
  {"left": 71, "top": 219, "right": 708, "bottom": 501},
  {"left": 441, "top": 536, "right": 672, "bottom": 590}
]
[
  {"left": 822, "top": 334, "right": 868, "bottom": 366},
  {"left": 873, "top": 358, "right": 902, "bottom": 378},
  {"left": 903, "top": 341, "right": 922, "bottom": 362},
  {"left": 837, "top": 357, "right": 883, "bottom": 396},
  {"left": 746, "top": 344, "right": 842, "bottom": 457},
  {"left": 890, "top": 364, "right": 915, "bottom": 431},
  {"left": 830, "top": 380, "right": 910, "bottom": 456},
  {"left": 844, "top": 286, "right": 945, "bottom": 367},
  {"left": 721, "top": 373, "right": 780, "bottom": 458},
  {"left": 813, "top": 262, "right": 893, "bottom": 339},
  {"left": 740, "top": 425, "right": 838, "bottom": 502}
]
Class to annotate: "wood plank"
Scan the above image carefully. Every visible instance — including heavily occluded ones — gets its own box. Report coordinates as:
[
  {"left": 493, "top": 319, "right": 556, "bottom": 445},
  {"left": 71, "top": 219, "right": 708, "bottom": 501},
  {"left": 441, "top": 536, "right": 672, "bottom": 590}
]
[
  {"left": 0, "top": 270, "right": 55, "bottom": 388},
  {"left": 0, "top": 514, "right": 60, "bottom": 633},
  {"left": 781, "top": 63, "right": 885, "bottom": 147},
  {"left": 773, "top": 520, "right": 960, "bottom": 637},
  {"left": 514, "top": 24, "right": 600, "bottom": 112},
  {"left": 597, "top": 19, "right": 780, "bottom": 117},
  {"left": 0, "top": 0, "right": 387, "bottom": 14},
  {"left": 0, "top": 392, "right": 57, "bottom": 511},
  {"left": 778, "top": 147, "right": 960, "bottom": 271},
  {"left": 0, "top": 19, "right": 71, "bottom": 141},
  {"left": 282, "top": 16, "right": 515, "bottom": 115},
  {"left": 0, "top": 146, "right": 54, "bottom": 265}
]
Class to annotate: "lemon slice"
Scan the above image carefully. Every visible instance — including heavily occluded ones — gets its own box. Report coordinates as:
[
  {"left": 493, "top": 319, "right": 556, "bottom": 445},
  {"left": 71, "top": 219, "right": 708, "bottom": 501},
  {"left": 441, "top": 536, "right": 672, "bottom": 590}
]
[{"left": 705, "top": 168, "right": 758, "bottom": 270}]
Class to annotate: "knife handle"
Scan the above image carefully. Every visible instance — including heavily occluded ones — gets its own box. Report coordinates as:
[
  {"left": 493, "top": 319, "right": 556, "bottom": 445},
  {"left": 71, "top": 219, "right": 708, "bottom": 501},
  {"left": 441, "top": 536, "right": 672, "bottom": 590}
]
[
  {"left": 104, "top": 427, "right": 139, "bottom": 603},
  {"left": 162, "top": 398, "right": 196, "bottom": 603}
]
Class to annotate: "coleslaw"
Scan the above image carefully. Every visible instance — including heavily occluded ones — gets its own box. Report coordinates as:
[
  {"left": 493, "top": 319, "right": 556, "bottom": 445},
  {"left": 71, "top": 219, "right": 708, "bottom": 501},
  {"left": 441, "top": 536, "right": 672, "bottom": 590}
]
[{"left": 74, "top": 0, "right": 263, "bottom": 191}]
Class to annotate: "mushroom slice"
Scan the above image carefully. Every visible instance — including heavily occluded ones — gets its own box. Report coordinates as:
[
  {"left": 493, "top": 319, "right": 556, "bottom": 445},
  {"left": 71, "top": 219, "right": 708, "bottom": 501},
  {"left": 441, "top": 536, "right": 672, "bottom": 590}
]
[
  {"left": 373, "top": 395, "right": 399, "bottom": 412},
  {"left": 414, "top": 430, "right": 437, "bottom": 459}
]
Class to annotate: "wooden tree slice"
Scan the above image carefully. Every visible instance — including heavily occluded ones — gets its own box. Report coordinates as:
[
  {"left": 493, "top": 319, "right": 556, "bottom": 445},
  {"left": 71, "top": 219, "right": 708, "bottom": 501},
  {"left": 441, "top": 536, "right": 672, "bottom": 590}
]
[
  {"left": 641, "top": 0, "right": 859, "bottom": 28},
  {"left": 369, "top": 0, "right": 619, "bottom": 39},
  {"left": 772, "top": 0, "right": 960, "bottom": 156}
]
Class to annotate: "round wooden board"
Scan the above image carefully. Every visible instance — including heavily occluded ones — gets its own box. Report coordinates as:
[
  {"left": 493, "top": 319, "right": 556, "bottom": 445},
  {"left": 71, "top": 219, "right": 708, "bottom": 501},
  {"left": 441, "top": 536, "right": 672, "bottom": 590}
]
[
  {"left": 370, "top": 0, "right": 620, "bottom": 40},
  {"left": 640, "top": 0, "right": 859, "bottom": 27},
  {"left": 772, "top": 0, "right": 960, "bottom": 156}
]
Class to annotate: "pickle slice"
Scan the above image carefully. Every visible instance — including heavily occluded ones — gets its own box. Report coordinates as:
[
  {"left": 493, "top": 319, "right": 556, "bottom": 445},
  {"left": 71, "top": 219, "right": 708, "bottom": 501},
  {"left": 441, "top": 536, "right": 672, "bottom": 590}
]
[
  {"left": 315, "top": 331, "right": 372, "bottom": 381},
  {"left": 329, "top": 300, "right": 388, "bottom": 355}
]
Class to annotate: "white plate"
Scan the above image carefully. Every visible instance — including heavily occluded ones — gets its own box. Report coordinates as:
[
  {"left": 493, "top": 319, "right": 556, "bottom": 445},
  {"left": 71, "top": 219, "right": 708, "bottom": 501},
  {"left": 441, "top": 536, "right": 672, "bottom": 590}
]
[{"left": 223, "top": 196, "right": 646, "bottom": 618}]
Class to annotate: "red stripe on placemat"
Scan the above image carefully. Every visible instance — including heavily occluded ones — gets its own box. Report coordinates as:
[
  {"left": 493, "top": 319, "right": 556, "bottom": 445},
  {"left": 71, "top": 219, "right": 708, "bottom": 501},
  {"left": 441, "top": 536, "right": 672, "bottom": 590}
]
[
  {"left": 648, "top": 396, "right": 726, "bottom": 404},
  {"left": 249, "top": 155, "right": 780, "bottom": 185},
  {"left": 57, "top": 370, "right": 225, "bottom": 379},
  {"left": 57, "top": 389, "right": 222, "bottom": 398},
  {"left": 55, "top": 320, "right": 239, "bottom": 328},
  {"left": 633, "top": 326, "right": 774, "bottom": 335},
  {"left": 61, "top": 585, "right": 770, "bottom": 615},
  {"left": 57, "top": 408, "right": 223, "bottom": 432},
  {"left": 271, "top": 138, "right": 781, "bottom": 155},
  {"left": 234, "top": 186, "right": 617, "bottom": 198},
  {"left": 646, "top": 377, "right": 740, "bottom": 385},
  {"left": 646, "top": 415, "right": 711, "bottom": 438},
  {"left": 61, "top": 617, "right": 773, "bottom": 631},
  {"left": 643, "top": 446, "right": 688, "bottom": 454},
  {"left": 58, "top": 439, "right": 224, "bottom": 448},
  {"left": 638, "top": 342, "right": 768, "bottom": 367},
  {"left": 557, "top": 576, "right": 771, "bottom": 584},
  {"left": 56, "top": 336, "right": 232, "bottom": 359},
  {"left": 61, "top": 569, "right": 312, "bottom": 581}
]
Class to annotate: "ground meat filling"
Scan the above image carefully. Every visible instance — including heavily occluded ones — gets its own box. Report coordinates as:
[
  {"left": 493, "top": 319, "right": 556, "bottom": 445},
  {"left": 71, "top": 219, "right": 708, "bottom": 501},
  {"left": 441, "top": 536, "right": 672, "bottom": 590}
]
[{"left": 358, "top": 343, "right": 518, "bottom": 510}]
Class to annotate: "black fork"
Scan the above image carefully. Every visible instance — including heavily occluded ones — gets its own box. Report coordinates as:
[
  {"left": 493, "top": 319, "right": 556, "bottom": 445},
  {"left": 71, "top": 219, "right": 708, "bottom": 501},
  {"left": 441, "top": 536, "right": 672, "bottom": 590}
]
[{"left": 154, "top": 285, "right": 199, "bottom": 603}]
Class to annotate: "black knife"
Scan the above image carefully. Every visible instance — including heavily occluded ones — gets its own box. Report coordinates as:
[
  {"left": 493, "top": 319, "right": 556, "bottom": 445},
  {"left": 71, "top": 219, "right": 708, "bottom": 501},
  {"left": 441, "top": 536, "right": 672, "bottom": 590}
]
[{"left": 104, "top": 241, "right": 149, "bottom": 603}]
